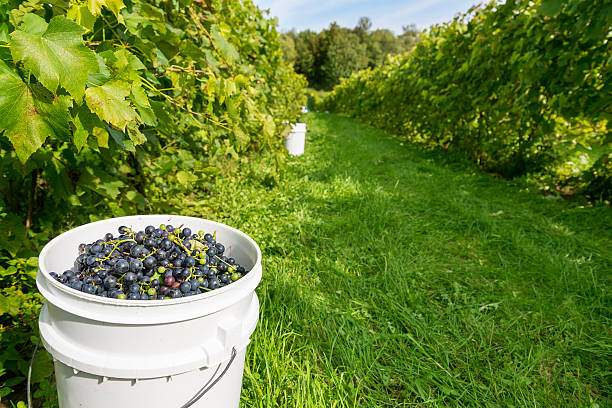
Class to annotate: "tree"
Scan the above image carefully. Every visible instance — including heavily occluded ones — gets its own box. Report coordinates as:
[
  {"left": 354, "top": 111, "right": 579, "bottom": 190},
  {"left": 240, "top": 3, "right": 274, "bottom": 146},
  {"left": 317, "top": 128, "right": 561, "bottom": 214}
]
[
  {"left": 279, "top": 32, "right": 297, "bottom": 64},
  {"left": 399, "top": 24, "right": 420, "bottom": 51},
  {"left": 318, "top": 23, "right": 368, "bottom": 89},
  {"left": 354, "top": 16, "right": 372, "bottom": 40},
  {"left": 365, "top": 29, "right": 402, "bottom": 67},
  {"left": 294, "top": 30, "right": 319, "bottom": 85},
  {"left": 285, "top": 18, "right": 419, "bottom": 89}
]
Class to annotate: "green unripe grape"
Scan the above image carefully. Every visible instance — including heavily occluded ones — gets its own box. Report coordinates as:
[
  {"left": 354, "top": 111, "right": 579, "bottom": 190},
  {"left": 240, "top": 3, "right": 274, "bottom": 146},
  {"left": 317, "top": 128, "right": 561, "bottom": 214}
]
[
  {"left": 117, "top": 294, "right": 127, "bottom": 300},
  {"left": 231, "top": 272, "right": 241, "bottom": 282},
  {"left": 158, "top": 266, "right": 166, "bottom": 274},
  {"left": 160, "top": 224, "right": 166, "bottom": 230},
  {"left": 147, "top": 288, "right": 156, "bottom": 296},
  {"left": 198, "top": 230, "right": 205, "bottom": 237}
]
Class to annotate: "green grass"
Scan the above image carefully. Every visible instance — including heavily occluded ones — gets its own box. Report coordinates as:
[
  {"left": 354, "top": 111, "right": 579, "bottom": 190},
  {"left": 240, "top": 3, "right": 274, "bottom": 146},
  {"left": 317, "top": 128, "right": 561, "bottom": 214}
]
[{"left": 198, "top": 113, "right": 611, "bottom": 407}]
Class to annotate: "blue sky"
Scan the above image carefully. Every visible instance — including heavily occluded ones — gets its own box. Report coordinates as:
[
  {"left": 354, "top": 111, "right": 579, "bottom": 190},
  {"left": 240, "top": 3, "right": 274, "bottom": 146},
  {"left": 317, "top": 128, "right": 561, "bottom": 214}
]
[{"left": 252, "top": 0, "right": 479, "bottom": 34}]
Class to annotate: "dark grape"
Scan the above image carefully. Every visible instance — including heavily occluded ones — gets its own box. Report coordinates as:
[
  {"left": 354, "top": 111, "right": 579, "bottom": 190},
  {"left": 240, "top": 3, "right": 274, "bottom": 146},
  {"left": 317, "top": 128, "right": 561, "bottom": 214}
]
[
  {"left": 104, "top": 275, "right": 117, "bottom": 289},
  {"left": 208, "top": 277, "right": 220, "bottom": 289},
  {"left": 143, "top": 256, "right": 156, "bottom": 269},
  {"left": 135, "top": 231, "right": 146, "bottom": 244},
  {"left": 183, "top": 256, "right": 195, "bottom": 267},
  {"left": 124, "top": 272, "right": 137, "bottom": 285},
  {"left": 115, "top": 259, "right": 129, "bottom": 274},
  {"left": 49, "top": 223, "right": 249, "bottom": 300},
  {"left": 179, "top": 282, "right": 191, "bottom": 294},
  {"left": 129, "top": 258, "right": 143, "bottom": 273}
]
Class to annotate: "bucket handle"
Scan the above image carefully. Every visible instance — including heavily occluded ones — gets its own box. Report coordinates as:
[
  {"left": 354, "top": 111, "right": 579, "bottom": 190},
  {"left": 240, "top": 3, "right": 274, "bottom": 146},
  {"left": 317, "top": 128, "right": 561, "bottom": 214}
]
[{"left": 179, "top": 346, "right": 238, "bottom": 408}]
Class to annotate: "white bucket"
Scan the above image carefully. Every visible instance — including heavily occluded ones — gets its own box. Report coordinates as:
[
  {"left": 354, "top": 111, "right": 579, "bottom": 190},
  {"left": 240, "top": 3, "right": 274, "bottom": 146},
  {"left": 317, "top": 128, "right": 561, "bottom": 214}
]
[
  {"left": 36, "top": 215, "right": 262, "bottom": 408},
  {"left": 285, "top": 122, "right": 306, "bottom": 156}
]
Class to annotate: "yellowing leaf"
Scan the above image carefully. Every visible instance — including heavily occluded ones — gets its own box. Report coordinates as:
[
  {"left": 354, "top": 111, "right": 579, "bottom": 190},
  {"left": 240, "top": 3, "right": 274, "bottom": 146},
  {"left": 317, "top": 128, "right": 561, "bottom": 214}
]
[
  {"left": 176, "top": 170, "right": 198, "bottom": 185},
  {"left": 87, "top": 0, "right": 126, "bottom": 23},
  {"left": 85, "top": 80, "right": 137, "bottom": 129}
]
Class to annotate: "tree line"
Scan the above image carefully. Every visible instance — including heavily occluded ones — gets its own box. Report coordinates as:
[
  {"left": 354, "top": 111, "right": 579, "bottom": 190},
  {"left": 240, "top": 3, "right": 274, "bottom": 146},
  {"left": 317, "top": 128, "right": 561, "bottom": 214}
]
[{"left": 280, "top": 17, "right": 420, "bottom": 90}]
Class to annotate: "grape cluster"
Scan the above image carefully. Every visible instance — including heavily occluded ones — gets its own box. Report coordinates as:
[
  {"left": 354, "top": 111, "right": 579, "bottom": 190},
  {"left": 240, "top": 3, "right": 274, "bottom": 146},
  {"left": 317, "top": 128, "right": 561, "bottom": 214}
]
[{"left": 49, "top": 224, "right": 248, "bottom": 300}]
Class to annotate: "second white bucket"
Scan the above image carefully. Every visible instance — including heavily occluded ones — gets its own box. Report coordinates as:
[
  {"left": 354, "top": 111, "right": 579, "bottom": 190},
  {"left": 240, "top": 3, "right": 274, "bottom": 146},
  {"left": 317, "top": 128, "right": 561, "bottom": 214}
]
[
  {"left": 36, "top": 215, "right": 263, "bottom": 408},
  {"left": 285, "top": 122, "right": 306, "bottom": 156}
]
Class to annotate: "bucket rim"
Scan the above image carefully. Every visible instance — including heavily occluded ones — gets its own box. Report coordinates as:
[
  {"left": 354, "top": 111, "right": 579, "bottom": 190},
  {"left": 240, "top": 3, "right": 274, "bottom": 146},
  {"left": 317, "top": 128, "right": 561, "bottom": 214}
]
[{"left": 37, "top": 214, "right": 262, "bottom": 307}]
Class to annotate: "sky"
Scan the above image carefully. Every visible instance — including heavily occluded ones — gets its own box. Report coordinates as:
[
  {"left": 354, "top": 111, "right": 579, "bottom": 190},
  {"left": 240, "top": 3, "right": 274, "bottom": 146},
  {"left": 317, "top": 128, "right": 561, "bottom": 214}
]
[{"left": 252, "top": 0, "right": 480, "bottom": 34}]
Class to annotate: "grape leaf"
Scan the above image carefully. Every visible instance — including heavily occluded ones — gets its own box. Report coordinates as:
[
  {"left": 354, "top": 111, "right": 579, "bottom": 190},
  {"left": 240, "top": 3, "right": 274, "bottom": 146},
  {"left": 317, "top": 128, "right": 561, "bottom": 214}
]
[
  {"left": 85, "top": 79, "right": 137, "bottom": 129},
  {"left": 262, "top": 114, "right": 275, "bottom": 139},
  {"left": 87, "top": 0, "right": 125, "bottom": 23},
  {"left": 9, "top": 14, "right": 99, "bottom": 100},
  {"left": 176, "top": 170, "right": 197, "bottom": 185},
  {"left": 539, "top": 0, "right": 563, "bottom": 16},
  {"left": 0, "top": 60, "right": 71, "bottom": 162},
  {"left": 126, "top": 122, "right": 147, "bottom": 145},
  {"left": 21, "top": 13, "right": 47, "bottom": 36},
  {"left": 72, "top": 104, "right": 107, "bottom": 150},
  {"left": 66, "top": 4, "right": 97, "bottom": 32},
  {"left": 211, "top": 25, "right": 238, "bottom": 63},
  {"left": 130, "top": 84, "right": 157, "bottom": 126}
]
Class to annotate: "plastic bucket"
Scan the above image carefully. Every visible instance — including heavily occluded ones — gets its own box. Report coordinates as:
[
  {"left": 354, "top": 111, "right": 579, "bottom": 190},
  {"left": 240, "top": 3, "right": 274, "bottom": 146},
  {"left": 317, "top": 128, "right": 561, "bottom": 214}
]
[
  {"left": 285, "top": 123, "right": 306, "bottom": 156},
  {"left": 36, "top": 215, "right": 262, "bottom": 408}
]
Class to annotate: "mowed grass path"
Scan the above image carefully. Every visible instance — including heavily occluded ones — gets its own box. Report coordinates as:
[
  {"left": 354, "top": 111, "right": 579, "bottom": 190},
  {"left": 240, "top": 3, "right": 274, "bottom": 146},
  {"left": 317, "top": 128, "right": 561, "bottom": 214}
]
[{"left": 202, "top": 113, "right": 611, "bottom": 407}]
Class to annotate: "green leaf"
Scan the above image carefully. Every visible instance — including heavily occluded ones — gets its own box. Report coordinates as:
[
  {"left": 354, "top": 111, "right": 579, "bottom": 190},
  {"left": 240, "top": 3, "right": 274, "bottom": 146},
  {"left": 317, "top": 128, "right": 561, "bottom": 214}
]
[
  {"left": 72, "top": 104, "right": 106, "bottom": 150},
  {"left": 0, "top": 61, "right": 71, "bottom": 162},
  {"left": 211, "top": 25, "right": 239, "bottom": 63},
  {"left": 9, "top": 15, "right": 99, "bottom": 100},
  {"left": 262, "top": 114, "right": 275, "bottom": 139},
  {"left": 126, "top": 122, "right": 147, "bottom": 145},
  {"left": 30, "top": 352, "right": 53, "bottom": 384},
  {"left": 87, "top": 54, "right": 111, "bottom": 87},
  {"left": 66, "top": 4, "right": 97, "bottom": 32},
  {"left": 130, "top": 84, "right": 157, "bottom": 126},
  {"left": 0, "top": 23, "right": 9, "bottom": 42},
  {"left": 85, "top": 79, "right": 137, "bottom": 129},
  {"left": 102, "top": 49, "right": 146, "bottom": 81},
  {"left": 126, "top": 190, "right": 147, "bottom": 209},
  {"left": 539, "top": 0, "right": 563, "bottom": 16},
  {"left": 21, "top": 13, "right": 47, "bottom": 36},
  {"left": 106, "top": 125, "right": 135, "bottom": 151},
  {"left": 79, "top": 167, "right": 125, "bottom": 197}
]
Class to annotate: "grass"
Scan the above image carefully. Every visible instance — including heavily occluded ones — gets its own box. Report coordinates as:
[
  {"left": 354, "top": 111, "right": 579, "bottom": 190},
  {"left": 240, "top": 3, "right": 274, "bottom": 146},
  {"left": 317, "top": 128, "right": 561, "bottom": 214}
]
[
  {"left": 16, "top": 112, "right": 610, "bottom": 407},
  {"left": 198, "top": 113, "right": 611, "bottom": 407}
]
